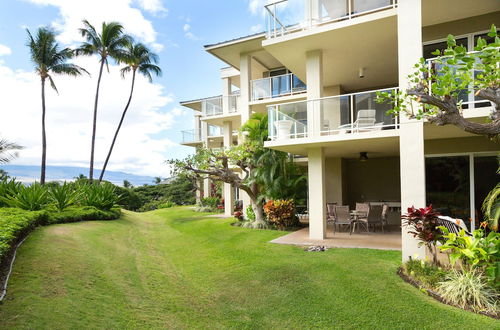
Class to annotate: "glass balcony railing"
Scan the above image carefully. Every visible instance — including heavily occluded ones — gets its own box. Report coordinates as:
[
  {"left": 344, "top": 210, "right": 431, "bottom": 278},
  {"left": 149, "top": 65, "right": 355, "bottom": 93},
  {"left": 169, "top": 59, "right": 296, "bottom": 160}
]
[
  {"left": 251, "top": 73, "right": 306, "bottom": 101},
  {"left": 265, "top": 0, "right": 398, "bottom": 38},
  {"left": 181, "top": 129, "right": 202, "bottom": 144},
  {"left": 228, "top": 94, "right": 240, "bottom": 113},
  {"left": 203, "top": 97, "right": 223, "bottom": 116},
  {"left": 208, "top": 125, "right": 223, "bottom": 137},
  {"left": 267, "top": 87, "right": 398, "bottom": 140}
]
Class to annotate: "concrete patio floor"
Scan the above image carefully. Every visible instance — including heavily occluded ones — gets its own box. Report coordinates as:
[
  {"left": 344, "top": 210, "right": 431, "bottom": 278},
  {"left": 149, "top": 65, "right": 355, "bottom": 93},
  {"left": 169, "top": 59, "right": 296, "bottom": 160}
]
[{"left": 270, "top": 226, "right": 402, "bottom": 250}]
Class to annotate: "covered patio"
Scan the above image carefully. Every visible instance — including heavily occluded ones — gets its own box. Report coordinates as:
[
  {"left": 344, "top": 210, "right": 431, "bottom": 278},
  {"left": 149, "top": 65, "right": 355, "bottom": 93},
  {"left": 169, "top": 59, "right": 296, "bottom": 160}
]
[{"left": 270, "top": 226, "right": 401, "bottom": 250}]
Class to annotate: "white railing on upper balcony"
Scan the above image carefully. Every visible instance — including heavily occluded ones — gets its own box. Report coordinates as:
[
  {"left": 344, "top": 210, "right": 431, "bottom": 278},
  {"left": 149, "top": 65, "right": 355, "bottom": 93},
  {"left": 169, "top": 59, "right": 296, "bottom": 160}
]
[
  {"left": 267, "top": 87, "right": 399, "bottom": 141},
  {"left": 181, "top": 129, "right": 202, "bottom": 143},
  {"left": 266, "top": 0, "right": 398, "bottom": 38},
  {"left": 251, "top": 73, "right": 306, "bottom": 101},
  {"left": 426, "top": 53, "right": 496, "bottom": 110},
  {"left": 228, "top": 94, "right": 240, "bottom": 113},
  {"left": 202, "top": 97, "right": 223, "bottom": 116}
]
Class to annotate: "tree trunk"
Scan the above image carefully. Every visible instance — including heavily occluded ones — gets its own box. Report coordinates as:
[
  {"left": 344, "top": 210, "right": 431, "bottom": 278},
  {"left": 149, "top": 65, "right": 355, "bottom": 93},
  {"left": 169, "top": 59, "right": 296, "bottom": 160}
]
[
  {"left": 40, "top": 77, "right": 47, "bottom": 185},
  {"left": 99, "top": 69, "right": 136, "bottom": 182},
  {"left": 251, "top": 198, "right": 264, "bottom": 222},
  {"left": 89, "top": 60, "right": 105, "bottom": 182}
]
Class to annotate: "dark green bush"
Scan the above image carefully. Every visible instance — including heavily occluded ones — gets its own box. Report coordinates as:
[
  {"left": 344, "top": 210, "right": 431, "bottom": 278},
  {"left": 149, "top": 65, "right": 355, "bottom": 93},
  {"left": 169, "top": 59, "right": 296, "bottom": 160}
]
[
  {"left": 2, "top": 183, "right": 50, "bottom": 211},
  {"left": 46, "top": 206, "right": 121, "bottom": 224},
  {"left": 49, "top": 182, "right": 78, "bottom": 211},
  {"left": 403, "top": 259, "right": 448, "bottom": 287},
  {"left": 79, "top": 182, "right": 119, "bottom": 210}
]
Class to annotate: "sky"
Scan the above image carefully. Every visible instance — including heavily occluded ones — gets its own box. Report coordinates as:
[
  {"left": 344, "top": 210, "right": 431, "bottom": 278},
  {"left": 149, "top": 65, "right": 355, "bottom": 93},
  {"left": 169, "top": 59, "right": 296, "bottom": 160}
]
[{"left": 0, "top": 0, "right": 278, "bottom": 178}]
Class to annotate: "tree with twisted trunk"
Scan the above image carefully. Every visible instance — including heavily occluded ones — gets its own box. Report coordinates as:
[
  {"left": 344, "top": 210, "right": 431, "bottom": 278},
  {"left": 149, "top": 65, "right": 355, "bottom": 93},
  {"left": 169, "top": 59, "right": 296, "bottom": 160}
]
[
  {"left": 77, "top": 20, "right": 131, "bottom": 182},
  {"left": 26, "top": 27, "right": 88, "bottom": 184},
  {"left": 378, "top": 25, "right": 499, "bottom": 139},
  {"left": 169, "top": 145, "right": 267, "bottom": 227},
  {"left": 98, "top": 42, "right": 161, "bottom": 182}
]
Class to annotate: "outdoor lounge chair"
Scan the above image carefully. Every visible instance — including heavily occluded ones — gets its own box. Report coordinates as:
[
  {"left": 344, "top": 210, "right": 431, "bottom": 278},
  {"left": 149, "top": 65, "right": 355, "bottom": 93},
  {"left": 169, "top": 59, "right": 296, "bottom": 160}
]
[
  {"left": 332, "top": 205, "right": 353, "bottom": 235},
  {"left": 436, "top": 216, "right": 471, "bottom": 236},
  {"left": 338, "top": 110, "right": 384, "bottom": 133}
]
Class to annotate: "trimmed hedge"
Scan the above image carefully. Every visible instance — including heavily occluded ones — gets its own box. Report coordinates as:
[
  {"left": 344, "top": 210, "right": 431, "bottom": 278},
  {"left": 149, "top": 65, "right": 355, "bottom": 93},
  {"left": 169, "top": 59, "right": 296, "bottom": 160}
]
[{"left": 0, "top": 206, "right": 120, "bottom": 265}]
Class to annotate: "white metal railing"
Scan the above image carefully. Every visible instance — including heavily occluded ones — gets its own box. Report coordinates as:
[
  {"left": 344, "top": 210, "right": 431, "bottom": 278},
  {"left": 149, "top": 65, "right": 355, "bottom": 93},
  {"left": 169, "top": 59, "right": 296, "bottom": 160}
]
[
  {"left": 266, "top": 0, "right": 398, "bottom": 38},
  {"left": 426, "top": 52, "right": 496, "bottom": 110},
  {"left": 268, "top": 87, "right": 399, "bottom": 140},
  {"left": 181, "top": 129, "right": 202, "bottom": 143},
  {"left": 251, "top": 73, "right": 306, "bottom": 101}
]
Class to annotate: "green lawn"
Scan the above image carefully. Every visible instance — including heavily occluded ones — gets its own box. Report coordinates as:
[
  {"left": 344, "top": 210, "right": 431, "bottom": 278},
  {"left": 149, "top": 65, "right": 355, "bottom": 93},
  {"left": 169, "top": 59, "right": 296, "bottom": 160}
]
[{"left": 0, "top": 207, "right": 498, "bottom": 329}]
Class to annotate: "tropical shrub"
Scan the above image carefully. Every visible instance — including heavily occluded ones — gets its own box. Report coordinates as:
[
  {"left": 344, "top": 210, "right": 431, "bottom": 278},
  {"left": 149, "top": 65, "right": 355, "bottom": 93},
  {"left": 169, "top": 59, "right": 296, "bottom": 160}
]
[
  {"left": 46, "top": 206, "right": 121, "bottom": 224},
  {"left": 245, "top": 205, "right": 256, "bottom": 221},
  {"left": 402, "top": 205, "right": 443, "bottom": 265},
  {"left": 48, "top": 182, "right": 79, "bottom": 211},
  {"left": 2, "top": 183, "right": 50, "bottom": 211},
  {"left": 437, "top": 269, "right": 499, "bottom": 314},
  {"left": 195, "top": 197, "right": 222, "bottom": 212},
  {"left": 439, "top": 228, "right": 500, "bottom": 286},
  {"left": 0, "top": 179, "right": 21, "bottom": 207},
  {"left": 158, "top": 200, "right": 175, "bottom": 209},
  {"left": 79, "top": 182, "right": 119, "bottom": 210},
  {"left": 264, "top": 199, "right": 298, "bottom": 230},
  {"left": 403, "top": 259, "right": 447, "bottom": 287},
  {"left": 233, "top": 210, "right": 243, "bottom": 221}
]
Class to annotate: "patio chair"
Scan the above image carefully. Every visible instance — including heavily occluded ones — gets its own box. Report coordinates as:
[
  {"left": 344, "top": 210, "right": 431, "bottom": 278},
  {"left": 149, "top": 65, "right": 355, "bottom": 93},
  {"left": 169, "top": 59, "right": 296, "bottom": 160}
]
[
  {"left": 332, "top": 205, "right": 353, "bottom": 235},
  {"left": 326, "top": 203, "right": 337, "bottom": 224},
  {"left": 365, "top": 205, "right": 384, "bottom": 233},
  {"left": 355, "top": 202, "right": 369, "bottom": 221},
  {"left": 436, "top": 216, "right": 471, "bottom": 236},
  {"left": 338, "top": 110, "right": 383, "bottom": 133}
]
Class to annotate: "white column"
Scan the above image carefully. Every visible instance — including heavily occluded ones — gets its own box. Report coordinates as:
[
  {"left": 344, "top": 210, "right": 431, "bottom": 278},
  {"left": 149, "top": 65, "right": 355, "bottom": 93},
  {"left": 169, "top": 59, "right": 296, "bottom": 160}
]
[
  {"left": 239, "top": 53, "right": 252, "bottom": 125},
  {"left": 306, "top": 50, "right": 323, "bottom": 137},
  {"left": 222, "top": 77, "right": 231, "bottom": 115},
  {"left": 203, "top": 177, "right": 210, "bottom": 198},
  {"left": 308, "top": 147, "right": 326, "bottom": 239},
  {"left": 223, "top": 120, "right": 234, "bottom": 216},
  {"left": 398, "top": 0, "right": 426, "bottom": 261}
]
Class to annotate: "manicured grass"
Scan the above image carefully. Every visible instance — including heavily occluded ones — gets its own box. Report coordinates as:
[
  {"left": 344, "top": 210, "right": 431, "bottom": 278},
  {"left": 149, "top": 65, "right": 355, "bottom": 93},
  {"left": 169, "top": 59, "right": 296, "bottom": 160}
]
[{"left": 0, "top": 207, "right": 498, "bottom": 329}]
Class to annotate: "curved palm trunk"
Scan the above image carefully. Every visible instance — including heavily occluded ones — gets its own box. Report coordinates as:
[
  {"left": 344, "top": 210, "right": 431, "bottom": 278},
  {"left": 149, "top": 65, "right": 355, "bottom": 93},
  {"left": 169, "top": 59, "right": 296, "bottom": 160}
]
[
  {"left": 89, "top": 60, "right": 106, "bottom": 182},
  {"left": 40, "top": 78, "right": 47, "bottom": 185},
  {"left": 99, "top": 70, "right": 136, "bottom": 182}
]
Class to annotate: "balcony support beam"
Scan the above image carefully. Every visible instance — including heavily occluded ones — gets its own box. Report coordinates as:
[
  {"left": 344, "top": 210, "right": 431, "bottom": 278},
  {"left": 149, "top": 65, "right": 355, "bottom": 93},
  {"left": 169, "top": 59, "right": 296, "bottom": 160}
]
[
  {"left": 398, "top": 0, "right": 426, "bottom": 262},
  {"left": 306, "top": 49, "right": 324, "bottom": 137},
  {"left": 308, "top": 147, "right": 327, "bottom": 240}
]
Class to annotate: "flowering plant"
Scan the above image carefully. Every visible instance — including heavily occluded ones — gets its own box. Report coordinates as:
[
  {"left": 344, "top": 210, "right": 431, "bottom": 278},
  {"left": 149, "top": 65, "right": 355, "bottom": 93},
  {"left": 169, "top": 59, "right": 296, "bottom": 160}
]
[
  {"left": 402, "top": 205, "right": 442, "bottom": 265},
  {"left": 264, "top": 199, "right": 298, "bottom": 230}
]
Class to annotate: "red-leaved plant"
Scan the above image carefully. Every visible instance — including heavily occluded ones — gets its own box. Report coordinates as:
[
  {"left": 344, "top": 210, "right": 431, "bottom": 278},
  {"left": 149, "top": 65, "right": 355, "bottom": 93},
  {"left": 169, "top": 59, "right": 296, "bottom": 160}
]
[{"left": 402, "top": 205, "right": 443, "bottom": 265}]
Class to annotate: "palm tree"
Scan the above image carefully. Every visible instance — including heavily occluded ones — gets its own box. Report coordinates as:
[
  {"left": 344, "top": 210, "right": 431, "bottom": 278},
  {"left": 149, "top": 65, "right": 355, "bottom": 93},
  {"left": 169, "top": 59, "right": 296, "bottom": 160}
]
[
  {"left": 77, "top": 20, "right": 130, "bottom": 182},
  {"left": 98, "top": 42, "right": 161, "bottom": 182},
  {"left": 26, "top": 28, "right": 87, "bottom": 184},
  {"left": 0, "top": 138, "right": 23, "bottom": 164}
]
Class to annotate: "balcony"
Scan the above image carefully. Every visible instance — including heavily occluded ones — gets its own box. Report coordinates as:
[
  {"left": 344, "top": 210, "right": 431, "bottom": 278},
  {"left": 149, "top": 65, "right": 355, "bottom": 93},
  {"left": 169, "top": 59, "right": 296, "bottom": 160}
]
[
  {"left": 181, "top": 129, "right": 202, "bottom": 144},
  {"left": 251, "top": 73, "right": 306, "bottom": 101},
  {"left": 202, "top": 95, "right": 240, "bottom": 117},
  {"left": 265, "top": 0, "right": 397, "bottom": 38},
  {"left": 267, "top": 87, "right": 398, "bottom": 141}
]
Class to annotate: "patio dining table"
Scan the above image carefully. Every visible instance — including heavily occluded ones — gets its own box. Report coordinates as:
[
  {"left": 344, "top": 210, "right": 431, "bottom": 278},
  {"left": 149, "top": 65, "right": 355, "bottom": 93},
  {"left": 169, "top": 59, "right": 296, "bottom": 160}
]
[{"left": 350, "top": 210, "right": 367, "bottom": 234}]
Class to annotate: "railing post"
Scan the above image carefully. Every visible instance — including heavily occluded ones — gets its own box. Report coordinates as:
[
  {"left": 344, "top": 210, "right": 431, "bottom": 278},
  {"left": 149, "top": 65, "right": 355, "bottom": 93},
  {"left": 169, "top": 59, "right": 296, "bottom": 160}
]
[{"left": 350, "top": 95, "right": 354, "bottom": 133}]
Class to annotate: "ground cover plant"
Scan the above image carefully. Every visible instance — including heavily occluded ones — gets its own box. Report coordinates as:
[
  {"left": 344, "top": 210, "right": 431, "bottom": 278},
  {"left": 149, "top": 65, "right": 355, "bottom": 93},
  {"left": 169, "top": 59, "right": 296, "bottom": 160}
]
[{"left": 0, "top": 207, "right": 498, "bottom": 328}]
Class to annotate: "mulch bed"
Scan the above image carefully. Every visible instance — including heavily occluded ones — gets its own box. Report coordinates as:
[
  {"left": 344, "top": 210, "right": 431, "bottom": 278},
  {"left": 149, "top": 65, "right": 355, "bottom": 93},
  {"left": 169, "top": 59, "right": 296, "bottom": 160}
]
[{"left": 397, "top": 267, "right": 499, "bottom": 320}]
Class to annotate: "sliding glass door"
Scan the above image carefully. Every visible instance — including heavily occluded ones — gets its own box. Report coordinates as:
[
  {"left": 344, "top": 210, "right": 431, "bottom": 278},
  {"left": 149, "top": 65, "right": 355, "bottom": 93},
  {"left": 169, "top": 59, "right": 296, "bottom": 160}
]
[{"left": 425, "top": 153, "right": 498, "bottom": 231}]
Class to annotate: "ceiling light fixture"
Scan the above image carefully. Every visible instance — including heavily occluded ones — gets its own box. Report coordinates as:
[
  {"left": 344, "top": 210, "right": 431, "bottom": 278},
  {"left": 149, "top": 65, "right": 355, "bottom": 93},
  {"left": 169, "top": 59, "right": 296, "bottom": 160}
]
[{"left": 359, "top": 152, "right": 368, "bottom": 162}]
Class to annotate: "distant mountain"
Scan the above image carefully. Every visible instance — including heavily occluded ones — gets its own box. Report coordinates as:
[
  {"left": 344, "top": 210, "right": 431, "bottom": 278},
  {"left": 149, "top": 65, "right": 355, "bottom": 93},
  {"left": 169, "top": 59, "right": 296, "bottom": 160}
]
[{"left": 0, "top": 165, "right": 156, "bottom": 187}]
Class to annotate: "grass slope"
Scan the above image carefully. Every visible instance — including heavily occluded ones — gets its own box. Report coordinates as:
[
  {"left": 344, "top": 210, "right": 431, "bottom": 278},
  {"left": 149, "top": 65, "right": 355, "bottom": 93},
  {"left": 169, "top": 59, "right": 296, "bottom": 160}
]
[{"left": 0, "top": 207, "right": 498, "bottom": 329}]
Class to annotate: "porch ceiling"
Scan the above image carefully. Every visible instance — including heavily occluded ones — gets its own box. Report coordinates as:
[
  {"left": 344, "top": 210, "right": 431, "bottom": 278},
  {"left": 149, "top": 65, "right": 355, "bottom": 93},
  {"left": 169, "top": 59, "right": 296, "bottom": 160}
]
[
  {"left": 265, "top": 134, "right": 400, "bottom": 158},
  {"left": 422, "top": 0, "right": 500, "bottom": 27}
]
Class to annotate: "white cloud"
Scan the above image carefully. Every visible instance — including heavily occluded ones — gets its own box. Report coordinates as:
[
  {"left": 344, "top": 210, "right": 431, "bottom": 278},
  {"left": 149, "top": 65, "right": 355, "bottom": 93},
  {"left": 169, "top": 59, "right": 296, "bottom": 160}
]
[
  {"left": 134, "top": 0, "right": 167, "bottom": 15},
  {"left": 250, "top": 24, "right": 263, "bottom": 33},
  {"left": 0, "top": 44, "right": 12, "bottom": 56},
  {"left": 0, "top": 57, "right": 180, "bottom": 177},
  {"left": 182, "top": 22, "right": 199, "bottom": 40},
  {"left": 23, "top": 0, "right": 161, "bottom": 44}
]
